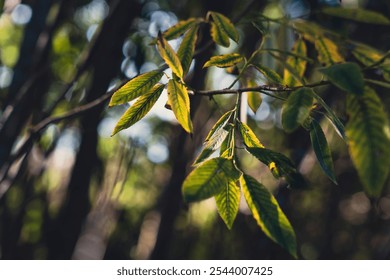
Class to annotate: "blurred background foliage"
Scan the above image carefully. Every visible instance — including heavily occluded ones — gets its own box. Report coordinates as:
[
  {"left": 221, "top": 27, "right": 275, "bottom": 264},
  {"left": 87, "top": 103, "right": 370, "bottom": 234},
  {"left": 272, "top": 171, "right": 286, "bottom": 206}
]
[{"left": 0, "top": 0, "right": 389, "bottom": 260}]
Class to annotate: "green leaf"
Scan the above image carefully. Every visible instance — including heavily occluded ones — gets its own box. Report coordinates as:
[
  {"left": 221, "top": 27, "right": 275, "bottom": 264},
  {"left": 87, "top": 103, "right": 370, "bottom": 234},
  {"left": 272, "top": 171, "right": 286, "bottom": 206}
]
[
  {"left": 215, "top": 180, "right": 240, "bottom": 229},
  {"left": 381, "top": 64, "right": 390, "bottom": 82},
  {"left": 320, "top": 62, "right": 365, "bottom": 96},
  {"left": 310, "top": 119, "right": 337, "bottom": 184},
  {"left": 352, "top": 44, "right": 384, "bottom": 67},
  {"left": 182, "top": 157, "right": 241, "bottom": 202},
  {"left": 177, "top": 25, "right": 199, "bottom": 76},
  {"left": 252, "top": 63, "right": 283, "bottom": 85},
  {"left": 109, "top": 70, "right": 163, "bottom": 106},
  {"left": 240, "top": 174, "right": 297, "bottom": 258},
  {"left": 314, "top": 37, "right": 344, "bottom": 66},
  {"left": 195, "top": 111, "right": 233, "bottom": 164},
  {"left": 160, "top": 18, "right": 199, "bottom": 41},
  {"left": 167, "top": 79, "right": 193, "bottom": 133},
  {"left": 282, "top": 87, "right": 314, "bottom": 132},
  {"left": 311, "top": 91, "right": 346, "bottom": 140},
  {"left": 345, "top": 87, "right": 390, "bottom": 197},
  {"left": 365, "top": 79, "right": 390, "bottom": 89},
  {"left": 220, "top": 125, "right": 235, "bottom": 158},
  {"left": 246, "top": 147, "right": 306, "bottom": 189},
  {"left": 284, "top": 38, "right": 307, "bottom": 87},
  {"left": 209, "top": 11, "right": 239, "bottom": 47},
  {"left": 248, "top": 92, "right": 262, "bottom": 113},
  {"left": 157, "top": 35, "right": 184, "bottom": 79},
  {"left": 203, "top": 53, "right": 243, "bottom": 68},
  {"left": 112, "top": 84, "right": 164, "bottom": 136},
  {"left": 236, "top": 121, "right": 264, "bottom": 148},
  {"left": 322, "top": 7, "right": 390, "bottom": 25},
  {"left": 205, "top": 110, "right": 234, "bottom": 142}
]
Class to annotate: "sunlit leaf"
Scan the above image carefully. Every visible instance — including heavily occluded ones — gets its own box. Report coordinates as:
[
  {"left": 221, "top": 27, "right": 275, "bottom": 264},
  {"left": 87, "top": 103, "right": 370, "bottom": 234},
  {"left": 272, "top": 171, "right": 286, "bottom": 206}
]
[
  {"left": 314, "top": 37, "right": 344, "bottom": 66},
  {"left": 209, "top": 11, "right": 239, "bottom": 47},
  {"left": 253, "top": 63, "right": 283, "bottom": 85},
  {"left": 322, "top": 7, "right": 390, "bottom": 25},
  {"left": 159, "top": 18, "right": 199, "bottom": 41},
  {"left": 157, "top": 35, "right": 183, "bottom": 79},
  {"left": 284, "top": 38, "right": 307, "bottom": 87},
  {"left": 215, "top": 180, "right": 240, "bottom": 229},
  {"left": 310, "top": 119, "right": 337, "bottom": 184},
  {"left": 168, "top": 79, "right": 192, "bottom": 133},
  {"left": 182, "top": 157, "right": 241, "bottom": 202},
  {"left": 195, "top": 111, "right": 233, "bottom": 164},
  {"left": 352, "top": 44, "right": 384, "bottom": 66},
  {"left": 109, "top": 70, "right": 163, "bottom": 106},
  {"left": 220, "top": 125, "right": 235, "bottom": 158},
  {"left": 291, "top": 20, "right": 333, "bottom": 42},
  {"left": 236, "top": 121, "right": 264, "bottom": 148},
  {"left": 240, "top": 174, "right": 297, "bottom": 258},
  {"left": 177, "top": 25, "right": 199, "bottom": 75},
  {"left": 246, "top": 147, "right": 306, "bottom": 189},
  {"left": 320, "top": 62, "right": 364, "bottom": 96},
  {"left": 346, "top": 87, "right": 390, "bottom": 197},
  {"left": 111, "top": 84, "right": 164, "bottom": 135},
  {"left": 203, "top": 53, "right": 243, "bottom": 68},
  {"left": 282, "top": 87, "right": 314, "bottom": 132}
]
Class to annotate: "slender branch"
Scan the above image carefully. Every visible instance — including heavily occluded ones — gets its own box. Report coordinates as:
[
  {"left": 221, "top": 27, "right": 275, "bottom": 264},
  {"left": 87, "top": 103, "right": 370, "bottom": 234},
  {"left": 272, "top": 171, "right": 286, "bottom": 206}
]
[{"left": 191, "top": 80, "right": 329, "bottom": 96}]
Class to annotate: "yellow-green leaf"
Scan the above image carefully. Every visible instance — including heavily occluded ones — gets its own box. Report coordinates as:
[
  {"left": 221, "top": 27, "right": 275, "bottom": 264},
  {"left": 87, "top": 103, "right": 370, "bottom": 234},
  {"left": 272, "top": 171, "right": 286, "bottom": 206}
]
[
  {"left": 284, "top": 38, "right": 307, "bottom": 87},
  {"left": 320, "top": 62, "right": 364, "bottom": 96},
  {"left": 240, "top": 174, "right": 297, "bottom": 258},
  {"left": 322, "top": 7, "right": 390, "bottom": 25},
  {"left": 314, "top": 37, "right": 344, "bottom": 66},
  {"left": 352, "top": 44, "right": 384, "bottom": 66},
  {"left": 346, "top": 87, "right": 390, "bottom": 197},
  {"left": 177, "top": 25, "right": 199, "bottom": 75},
  {"left": 215, "top": 180, "right": 240, "bottom": 229},
  {"left": 310, "top": 119, "right": 337, "bottom": 184},
  {"left": 203, "top": 53, "right": 243, "bottom": 68},
  {"left": 182, "top": 157, "right": 241, "bottom": 202},
  {"left": 157, "top": 35, "right": 183, "bottom": 79},
  {"left": 220, "top": 125, "right": 235, "bottom": 159},
  {"left": 248, "top": 92, "right": 262, "bottom": 114},
  {"left": 160, "top": 18, "right": 199, "bottom": 41},
  {"left": 209, "top": 11, "right": 239, "bottom": 47},
  {"left": 205, "top": 110, "right": 234, "bottom": 142},
  {"left": 282, "top": 87, "right": 314, "bottom": 132},
  {"left": 167, "top": 79, "right": 192, "bottom": 133},
  {"left": 111, "top": 84, "right": 164, "bottom": 136},
  {"left": 253, "top": 63, "right": 283, "bottom": 85},
  {"left": 236, "top": 121, "right": 264, "bottom": 148},
  {"left": 109, "top": 70, "right": 163, "bottom": 106}
]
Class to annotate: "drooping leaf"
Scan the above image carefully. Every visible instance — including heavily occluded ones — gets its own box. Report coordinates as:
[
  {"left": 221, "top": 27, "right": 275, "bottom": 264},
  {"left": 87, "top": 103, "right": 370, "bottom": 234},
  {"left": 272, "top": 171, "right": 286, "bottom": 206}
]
[
  {"left": 167, "top": 79, "right": 192, "bottom": 133},
  {"left": 203, "top": 53, "right": 243, "bottom": 68},
  {"left": 291, "top": 20, "right": 333, "bottom": 42},
  {"left": 246, "top": 147, "right": 306, "bottom": 189},
  {"left": 215, "top": 180, "right": 240, "bottom": 229},
  {"left": 157, "top": 35, "right": 183, "bottom": 79},
  {"left": 195, "top": 111, "right": 233, "bottom": 164},
  {"left": 236, "top": 121, "right": 264, "bottom": 148},
  {"left": 159, "top": 18, "right": 199, "bottom": 41},
  {"left": 240, "top": 174, "right": 297, "bottom": 258},
  {"left": 314, "top": 37, "right": 344, "bottom": 66},
  {"left": 109, "top": 70, "right": 163, "bottom": 106},
  {"left": 381, "top": 64, "right": 390, "bottom": 82},
  {"left": 320, "top": 62, "right": 365, "bottom": 96},
  {"left": 284, "top": 38, "right": 307, "bottom": 87},
  {"left": 205, "top": 110, "right": 234, "bottom": 142},
  {"left": 282, "top": 87, "right": 314, "bottom": 132},
  {"left": 177, "top": 25, "right": 199, "bottom": 75},
  {"left": 322, "top": 7, "right": 390, "bottom": 25},
  {"left": 345, "top": 87, "right": 390, "bottom": 197},
  {"left": 209, "top": 11, "right": 239, "bottom": 47},
  {"left": 310, "top": 119, "right": 337, "bottom": 184},
  {"left": 248, "top": 92, "right": 262, "bottom": 114},
  {"left": 182, "top": 157, "right": 241, "bottom": 202},
  {"left": 312, "top": 91, "right": 346, "bottom": 140},
  {"left": 112, "top": 84, "right": 164, "bottom": 136},
  {"left": 220, "top": 125, "right": 235, "bottom": 158},
  {"left": 252, "top": 63, "right": 283, "bottom": 85}
]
